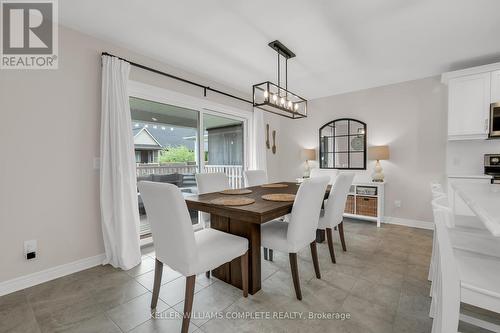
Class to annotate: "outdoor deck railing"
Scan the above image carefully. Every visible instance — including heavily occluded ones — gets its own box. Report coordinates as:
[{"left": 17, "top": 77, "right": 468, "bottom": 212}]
[
  {"left": 203, "top": 165, "right": 244, "bottom": 189},
  {"left": 136, "top": 164, "right": 243, "bottom": 189},
  {"left": 136, "top": 164, "right": 197, "bottom": 176}
]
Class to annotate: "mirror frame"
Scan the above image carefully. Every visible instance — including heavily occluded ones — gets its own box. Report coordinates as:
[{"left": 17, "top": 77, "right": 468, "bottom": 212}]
[{"left": 318, "top": 118, "right": 367, "bottom": 170}]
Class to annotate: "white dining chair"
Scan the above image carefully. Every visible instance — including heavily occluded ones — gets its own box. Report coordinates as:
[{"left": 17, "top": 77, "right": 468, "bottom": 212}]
[
  {"left": 317, "top": 173, "right": 355, "bottom": 263},
  {"left": 196, "top": 172, "right": 230, "bottom": 194},
  {"left": 429, "top": 196, "right": 500, "bottom": 316},
  {"left": 261, "top": 176, "right": 330, "bottom": 300},
  {"left": 244, "top": 169, "right": 268, "bottom": 187},
  {"left": 309, "top": 168, "right": 338, "bottom": 184},
  {"left": 138, "top": 181, "right": 249, "bottom": 333},
  {"left": 243, "top": 169, "right": 277, "bottom": 260},
  {"left": 195, "top": 172, "right": 230, "bottom": 278},
  {"left": 195, "top": 172, "right": 229, "bottom": 228},
  {"left": 428, "top": 183, "right": 492, "bottom": 283},
  {"left": 309, "top": 168, "right": 341, "bottom": 216},
  {"left": 432, "top": 205, "right": 500, "bottom": 333}
]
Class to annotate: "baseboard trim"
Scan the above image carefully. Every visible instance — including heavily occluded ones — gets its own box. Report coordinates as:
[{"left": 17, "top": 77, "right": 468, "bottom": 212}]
[
  {"left": 383, "top": 216, "right": 434, "bottom": 230},
  {"left": 0, "top": 253, "right": 105, "bottom": 296}
]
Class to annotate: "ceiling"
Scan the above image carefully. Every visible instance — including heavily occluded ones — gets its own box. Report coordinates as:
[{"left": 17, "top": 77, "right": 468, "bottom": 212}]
[{"left": 60, "top": 0, "right": 500, "bottom": 99}]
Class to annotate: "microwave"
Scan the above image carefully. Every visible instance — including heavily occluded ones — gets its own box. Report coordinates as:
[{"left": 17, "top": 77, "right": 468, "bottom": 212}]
[{"left": 490, "top": 103, "right": 500, "bottom": 138}]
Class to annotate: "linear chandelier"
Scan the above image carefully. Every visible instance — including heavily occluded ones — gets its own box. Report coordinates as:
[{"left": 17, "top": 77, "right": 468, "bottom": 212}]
[{"left": 252, "top": 40, "right": 307, "bottom": 119}]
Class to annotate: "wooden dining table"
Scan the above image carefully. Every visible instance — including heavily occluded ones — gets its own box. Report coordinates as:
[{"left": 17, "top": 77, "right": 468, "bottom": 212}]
[{"left": 185, "top": 181, "right": 330, "bottom": 295}]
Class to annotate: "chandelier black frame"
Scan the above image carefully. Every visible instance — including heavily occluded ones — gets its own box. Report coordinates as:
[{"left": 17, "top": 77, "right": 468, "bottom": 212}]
[{"left": 252, "top": 40, "right": 307, "bottom": 119}]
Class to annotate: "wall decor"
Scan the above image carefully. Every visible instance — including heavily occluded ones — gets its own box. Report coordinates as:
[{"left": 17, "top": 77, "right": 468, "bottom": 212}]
[
  {"left": 319, "top": 118, "right": 367, "bottom": 170},
  {"left": 266, "top": 124, "right": 271, "bottom": 149},
  {"left": 272, "top": 130, "right": 277, "bottom": 154}
]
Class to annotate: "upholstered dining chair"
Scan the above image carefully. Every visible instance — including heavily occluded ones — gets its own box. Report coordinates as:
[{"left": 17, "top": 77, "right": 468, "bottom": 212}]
[
  {"left": 244, "top": 169, "right": 268, "bottom": 187},
  {"left": 429, "top": 195, "right": 500, "bottom": 269},
  {"left": 196, "top": 172, "right": 230, "bottom": 195},
  {"left": 195, "top": 172, "right": 230, "bottom": 278},
  {"left": 195, "top": 172, "right": 229, "bottom": 228},
  {"left": 428, "top": 184, "right": 495, "bottom": 284},
  {"left": 429, "top": 195, "right": 500, "bottom": 319},
  {"left": 243, "top": 169, "right": 276, "bottom": 260},
  {"left": 261, "top": 176, "right": 330, "bottom": 300},
  {"left": 431, "top": 205, "right": 500, "bottom": 333},
  {"left": 309, "top": 168, "right": 338, "bottom": 184},
  {"left": 317, "top": 173, "right": 355, "bottom": 263},
  {"left": 138, "top": 181, "right": 249, "bottom": 333},
  {"left": 243, "top": 169, "right": 278, "bottom": 261}
]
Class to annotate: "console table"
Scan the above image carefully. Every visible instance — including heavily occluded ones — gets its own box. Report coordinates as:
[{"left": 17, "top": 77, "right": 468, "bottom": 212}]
[{"left": 343, "top": 182, "right": 385, "bottom": 227}]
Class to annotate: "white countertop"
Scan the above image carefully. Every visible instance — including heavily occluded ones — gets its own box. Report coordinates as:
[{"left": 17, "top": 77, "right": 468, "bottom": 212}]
[
  {"left": 448, "top": 174, "right": 492, "bottom": 179},
  {"left": 451, "top": 182, "right": 500, "bottom": 236}
]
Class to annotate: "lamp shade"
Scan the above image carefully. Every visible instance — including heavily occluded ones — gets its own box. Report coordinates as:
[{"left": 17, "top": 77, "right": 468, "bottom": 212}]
[
  {"left": 302, "top": 149, "right": 316, "bottom": 161},
  {"left": 368, "top": 145, "right": 390, "bottom": 161}
]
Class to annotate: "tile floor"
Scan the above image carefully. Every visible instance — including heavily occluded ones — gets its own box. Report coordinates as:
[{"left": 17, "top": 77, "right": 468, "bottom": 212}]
[{"left": 1, "top": 219, "right": 498, "bottom": 333}]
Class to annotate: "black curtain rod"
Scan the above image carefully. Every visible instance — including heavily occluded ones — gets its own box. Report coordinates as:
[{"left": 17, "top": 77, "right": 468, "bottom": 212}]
[{"left": 101, "top": 52, "right": 253, "bottom": 105}]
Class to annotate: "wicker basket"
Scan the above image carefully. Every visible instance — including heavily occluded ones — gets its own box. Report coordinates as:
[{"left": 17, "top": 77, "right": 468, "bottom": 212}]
[
  {"left": 355, "top": 196, "right": 377, "bottom": 217},
  {"left": 344, "top": 195, "right": 355, "bottom": 214}
]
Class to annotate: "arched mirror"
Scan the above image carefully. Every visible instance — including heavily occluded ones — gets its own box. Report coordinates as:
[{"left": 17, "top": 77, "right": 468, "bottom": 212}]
[{"left": 319, "top": 118, "right": 367, "bottom": 170}]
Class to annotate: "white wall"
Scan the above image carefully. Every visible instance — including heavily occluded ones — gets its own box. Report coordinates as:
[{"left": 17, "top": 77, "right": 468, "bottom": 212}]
[
  {"left": 277, "top": 77, "right": 448, "bottom": 222},
  {"left": 0, "top": 26, "right": 279, "bottom": 283}
]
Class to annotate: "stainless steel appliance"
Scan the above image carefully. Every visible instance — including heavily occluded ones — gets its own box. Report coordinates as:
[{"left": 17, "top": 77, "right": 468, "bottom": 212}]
[
  {"left": 490, "top": 103, "right": 500, "bottom": 138},
  {"left": 484, "top": 154, "right": 500, "bottom": 184}
]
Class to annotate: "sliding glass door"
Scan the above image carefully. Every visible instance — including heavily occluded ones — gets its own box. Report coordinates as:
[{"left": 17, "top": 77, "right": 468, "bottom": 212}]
[
  {"left": 202, "top": 112, "right": 244, "bottom": 189},
  {"left": 129, "top": 95, "right": 247, "bottom": 237}
]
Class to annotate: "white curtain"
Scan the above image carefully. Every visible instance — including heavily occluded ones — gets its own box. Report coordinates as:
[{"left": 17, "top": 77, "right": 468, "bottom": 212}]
[
  {"left": 252, "top": 108, "right": 267, "bottom": 171},
  {"left": 100, "top": 55, "right": 141, "bottom": 270}
]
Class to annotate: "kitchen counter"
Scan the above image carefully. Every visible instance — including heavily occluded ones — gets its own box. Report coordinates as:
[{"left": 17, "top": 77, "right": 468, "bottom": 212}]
[
  {"left": 448, "top": 175, "right": 492, "bottom": 179},
  {"left": 451, "top": 182, "right": 500, "bottom": 236}
]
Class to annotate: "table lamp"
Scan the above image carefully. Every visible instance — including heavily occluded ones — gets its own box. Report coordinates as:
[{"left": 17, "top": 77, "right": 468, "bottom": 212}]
[
  {"left": 302, "top": 149, "right": 316, "bottom": 177},
  {"left": 368, "top": 145, "right": 390, "bottom": 182}
]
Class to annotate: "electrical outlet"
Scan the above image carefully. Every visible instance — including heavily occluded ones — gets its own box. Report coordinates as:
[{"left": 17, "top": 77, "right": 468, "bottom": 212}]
[
  {"left": 24, "top": 240, "right": 37, "bottom": 260},
  {"left": 394, "top": 200, "right": 402, "bottom": 208}
]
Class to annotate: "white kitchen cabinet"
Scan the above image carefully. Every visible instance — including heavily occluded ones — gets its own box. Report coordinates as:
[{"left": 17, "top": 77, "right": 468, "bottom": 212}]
[
  {"left": 448, "top": 73, "right": 491, "bottom": 140},
  {"left": 491, "top": 70, "right": 500, "bottom": 103}
]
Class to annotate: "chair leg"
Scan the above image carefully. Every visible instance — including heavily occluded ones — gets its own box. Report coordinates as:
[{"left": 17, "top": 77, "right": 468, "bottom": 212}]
[
  {"left": 151, "top": 258, "right": 163, "bottom": 309},
  {"left": 338, "top": 221, "right": 347, "bottom": 252},
  {"left": 181, "top": 275, "right": 196, "bottom": 333},
  {"left": 310, "top": 241, "right": 321, "bottom": 279},
  {"left": 205, "top": 271, "right": 210, "bottom": 278},
  {"left": 268, "top": 249, "right": 273, "bottom": 261},
  {"left": 326, "top": 228, "right": 336, "bottom": 263},
  {"left": 241, "top": 251, "right": 249, "bottom": 297},
  {"left": 289, "top": 253, "right": 302, "bottom": 300},
  {"left": 264, "top": 247, "right": 268, "bottom": 260}
]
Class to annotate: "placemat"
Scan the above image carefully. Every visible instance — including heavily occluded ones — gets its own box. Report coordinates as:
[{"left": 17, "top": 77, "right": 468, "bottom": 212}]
[
  {"left": 219, "top": 189, "right": 253, "bottom": 195},
  {"left": 261, "top": 183, "right": 289, "bottom": 188},
  {"left": 210, "top": 197, "right": 255, "bottom": 206},
  {"left": 261, "top": 193, "right": 296, "bottom": 202}
]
